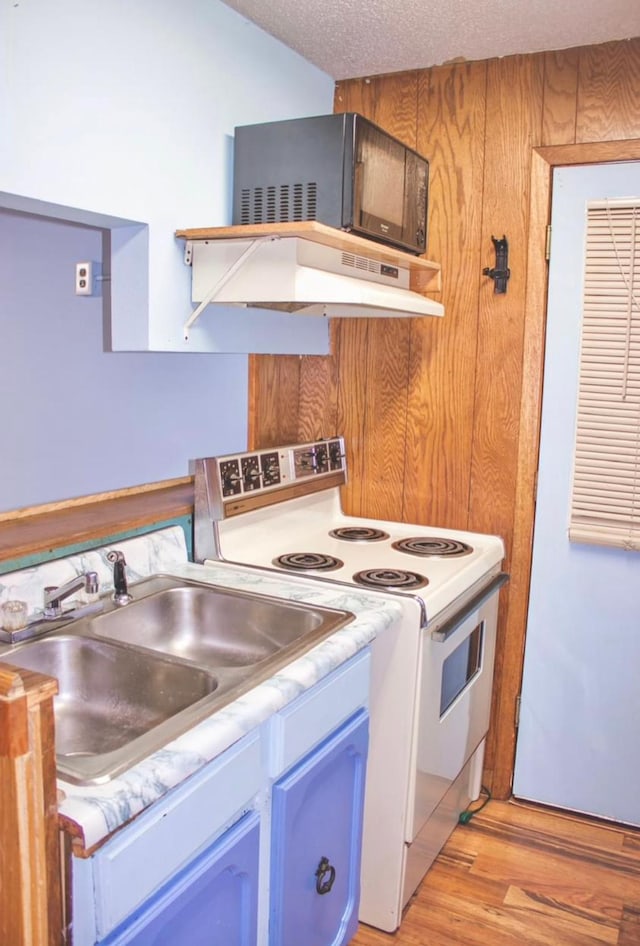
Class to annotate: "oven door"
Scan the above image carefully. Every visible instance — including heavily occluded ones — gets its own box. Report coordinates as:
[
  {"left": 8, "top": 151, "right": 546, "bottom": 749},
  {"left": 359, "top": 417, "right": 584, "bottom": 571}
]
[{"left": 406, "top": 574, "right": 507, "bottom": 842}]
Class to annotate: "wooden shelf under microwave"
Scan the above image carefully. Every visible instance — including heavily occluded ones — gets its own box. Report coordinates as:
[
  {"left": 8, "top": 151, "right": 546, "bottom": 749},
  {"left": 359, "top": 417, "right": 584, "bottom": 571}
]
[{"left": 174, "top": 222, "right": 442, "bottom": 294}]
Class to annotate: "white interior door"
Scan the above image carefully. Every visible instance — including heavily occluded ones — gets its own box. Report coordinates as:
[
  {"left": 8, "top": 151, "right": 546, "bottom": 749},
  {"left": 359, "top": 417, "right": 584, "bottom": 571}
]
[{"left": 512, "top": 161, "right": 640, "bottom": 826}]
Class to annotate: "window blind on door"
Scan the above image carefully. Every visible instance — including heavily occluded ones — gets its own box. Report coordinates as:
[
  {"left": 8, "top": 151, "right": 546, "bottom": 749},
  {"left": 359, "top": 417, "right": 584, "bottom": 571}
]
[{"left": 569, "top": 199, "right": 640, "bottom": 550}]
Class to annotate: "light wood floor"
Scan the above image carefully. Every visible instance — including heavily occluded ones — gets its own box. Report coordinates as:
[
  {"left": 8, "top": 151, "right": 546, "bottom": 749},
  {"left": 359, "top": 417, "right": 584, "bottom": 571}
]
[{"left": 350, "top": 799, "right": 640, "bottom": 945}]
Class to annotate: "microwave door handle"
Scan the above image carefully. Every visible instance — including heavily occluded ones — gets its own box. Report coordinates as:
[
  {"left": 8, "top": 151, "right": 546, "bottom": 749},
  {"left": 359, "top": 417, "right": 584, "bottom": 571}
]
[
  {"left": 430, "top": 572, "right": 509, "bottom": 642},
  {"left": 353, "top": 161, "right": 364, "bottom": 224}
]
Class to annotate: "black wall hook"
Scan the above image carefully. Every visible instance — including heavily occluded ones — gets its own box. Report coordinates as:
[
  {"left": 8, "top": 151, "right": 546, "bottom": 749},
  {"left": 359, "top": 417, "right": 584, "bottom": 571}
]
[{"left": 483, "top": 235, "right": 510, "bottom": 293}]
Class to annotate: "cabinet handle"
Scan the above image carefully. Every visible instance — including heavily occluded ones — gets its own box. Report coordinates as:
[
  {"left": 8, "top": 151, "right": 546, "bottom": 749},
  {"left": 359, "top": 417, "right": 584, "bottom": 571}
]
[{"left": 315, "top": 856, "right": 336, "bottom": 895}]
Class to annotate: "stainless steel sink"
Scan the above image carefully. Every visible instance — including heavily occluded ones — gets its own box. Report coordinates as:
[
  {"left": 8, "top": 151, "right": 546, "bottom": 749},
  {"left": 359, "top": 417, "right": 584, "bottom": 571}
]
[
  {"left": 87, "top": 577, "right": 344, "bottom": 668},
  {"left": 0, "top": 576, "right": 352, "bottom": 785},
  {"left": 0, "top": 634, "right": 219, "bottom": 785}
]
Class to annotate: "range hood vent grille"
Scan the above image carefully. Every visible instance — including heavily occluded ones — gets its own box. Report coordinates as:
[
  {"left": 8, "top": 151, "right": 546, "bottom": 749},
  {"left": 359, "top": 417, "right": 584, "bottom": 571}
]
[{"left": 341, "top": 252, "right": 379, "bottom": 274}]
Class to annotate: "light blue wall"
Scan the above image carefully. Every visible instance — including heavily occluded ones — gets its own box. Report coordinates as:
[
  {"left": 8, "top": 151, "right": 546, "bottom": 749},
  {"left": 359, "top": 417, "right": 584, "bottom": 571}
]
[
  {"left": 0, "top": 0, "right": 334, "bottom": 352},
  {"left": 0, "top": 210, "right": 247, "bottom": 511},
  {"left": 0, "top": 0, "right": 334, "bottom": 510}
]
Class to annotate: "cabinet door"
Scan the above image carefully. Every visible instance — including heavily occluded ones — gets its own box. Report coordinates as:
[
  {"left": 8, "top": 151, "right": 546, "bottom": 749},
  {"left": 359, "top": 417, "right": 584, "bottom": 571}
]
[
  {"left": 270, "top": 711, "right": 368, "bottom": 946},
  {"left": 99, "top": 812, "right": 259, "bottom": 946},
  {"left": 90, "top": 730, "right": 261, "bottom": 939}
]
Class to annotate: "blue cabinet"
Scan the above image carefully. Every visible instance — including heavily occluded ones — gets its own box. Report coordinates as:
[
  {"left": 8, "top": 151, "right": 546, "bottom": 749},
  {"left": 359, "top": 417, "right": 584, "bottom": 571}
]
[
  {"left": 73, "top": 650, "right": 373, "bottom": 946},
  {"left": 269, "top": 711, "right": 369, "bottom": 946},
  {"left": 98, "top": 812, "right": 259, "bottom": 946}
]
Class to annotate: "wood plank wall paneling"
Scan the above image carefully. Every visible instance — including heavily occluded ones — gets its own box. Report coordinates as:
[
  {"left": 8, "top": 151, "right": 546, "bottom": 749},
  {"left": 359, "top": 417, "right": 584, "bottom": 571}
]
[
  {"left": 248, "top": 37, "right": 640, "bottom": 798},
  {"left": 333, "top": 320, "right": 369, "bottom": 513},
  {"left": 404, "top": 61, "right": 487, "bottom": 528},
  {"left": 469, "top": 52, "right": 543, "bottom": 547},
  {"left": 297, "top": 347, "right": 340, "bottom": 444},
  {"left": 541, "top": 49, "right": 580, "bottom": 146},
  {"left": 247, "top": 354, "right": 301, "bottom": 449},
  {"left": 359, "top": 319, "right": 412, "bottom": 520},
  {"left": 468, "top": 54, "right": 544, "bottom": 783},
  {"left": 333, "top": 71, "right": 420, "bottom": 519},
  {"left": 577, "top": 40, "right": 640, "bottom": 142},
  {"left": 334, "top": 70, "right": 420, "bottom": 148}
]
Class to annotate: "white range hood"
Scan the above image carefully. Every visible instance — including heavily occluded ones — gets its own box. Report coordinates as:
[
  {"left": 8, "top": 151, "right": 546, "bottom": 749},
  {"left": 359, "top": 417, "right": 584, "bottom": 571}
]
[{"left": 177, "top": 223, "right": 444, "bottom": 337}]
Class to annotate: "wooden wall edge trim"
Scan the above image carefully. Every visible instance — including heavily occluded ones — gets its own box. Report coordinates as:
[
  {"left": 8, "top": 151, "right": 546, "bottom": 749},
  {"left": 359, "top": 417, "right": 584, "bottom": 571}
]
[
  {"left": 0, "top": 665, "right": 61, "bottom": 946},
  {"left": 0, "top": 476, "right": 193, "bottom": 523},
  {"left": 491, "top": 138, "right": 640, "bottom": 799},
  {"left": 536, "top": 138, "right": 640, "bottom": 165},
  {"left": 0, "top": 480, "right": 195, "bottom": 565},
  {"left": 247, "top": 354, "right": 260, "bottom": 451}
]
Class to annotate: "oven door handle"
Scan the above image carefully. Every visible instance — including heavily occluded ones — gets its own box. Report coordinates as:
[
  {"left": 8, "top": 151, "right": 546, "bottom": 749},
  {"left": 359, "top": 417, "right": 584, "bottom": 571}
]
[{"left": 430, "top": 572, "right": 509, "bottom": 642}]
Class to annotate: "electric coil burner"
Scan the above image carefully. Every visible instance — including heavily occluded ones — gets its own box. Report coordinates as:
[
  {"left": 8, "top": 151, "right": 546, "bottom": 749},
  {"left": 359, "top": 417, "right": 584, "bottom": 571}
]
[
  {"left": 391, "top": 537, "right": 473, "bottom": 557},
  {"left": 353, "top": 568, "right": 428, "bottom": 590},
  {"left": 329, "top": 526, "right": 390, "bottom": 542},
  {"left": 192, "top": 437, "right": 507, "bottom": 936},
  {"left": 273, "top": 552, "right": 343, "bottom": 572}
]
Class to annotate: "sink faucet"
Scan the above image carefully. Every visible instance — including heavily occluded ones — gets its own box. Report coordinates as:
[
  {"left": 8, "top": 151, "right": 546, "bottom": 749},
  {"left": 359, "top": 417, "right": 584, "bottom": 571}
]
[
  {"left": 44, "top": 571, "right": 99, "bottom": 618},
  {"left": 107, "top": 550, "right": 133, "bottom": 606},
  {"left": 0, "top": 571, "right": 102, "bottom": 645}
]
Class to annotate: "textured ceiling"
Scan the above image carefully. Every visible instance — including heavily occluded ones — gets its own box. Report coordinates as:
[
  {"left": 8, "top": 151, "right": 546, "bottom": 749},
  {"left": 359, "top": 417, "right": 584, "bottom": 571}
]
[{"left": 220, "top": 0, "right": 640, "bottom": 79}]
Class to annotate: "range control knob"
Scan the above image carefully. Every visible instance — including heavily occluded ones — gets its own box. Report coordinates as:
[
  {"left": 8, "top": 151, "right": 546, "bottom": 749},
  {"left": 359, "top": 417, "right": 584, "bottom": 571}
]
[
  {"left": 298, "top": 450, "right": 316, "bottom": 471},
  {"left": 314, "top": 444, "right": 329, "bottom": 473},
  {"left": 241, "top": 455, "right": 262, "bottom": 491},
  {"left": 219, "top": 460, "right": 242, "bottom": 497},
  {"left": 329, "top": 441, "right": 345, "bottom": 470},
  {"left": 260, "top": 452, "right": 281, "bottom": 487}
]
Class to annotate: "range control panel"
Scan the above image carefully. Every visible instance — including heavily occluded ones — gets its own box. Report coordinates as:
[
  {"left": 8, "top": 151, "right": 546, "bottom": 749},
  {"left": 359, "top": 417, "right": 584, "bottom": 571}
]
[{"left": 216, "top": 438, "right": 346, "bottom": 499}]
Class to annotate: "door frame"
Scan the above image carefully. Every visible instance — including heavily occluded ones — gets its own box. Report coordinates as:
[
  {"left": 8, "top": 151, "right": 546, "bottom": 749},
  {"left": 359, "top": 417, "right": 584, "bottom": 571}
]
[{"left": 492, "top": 138, "right": 640, "bottom": 799}]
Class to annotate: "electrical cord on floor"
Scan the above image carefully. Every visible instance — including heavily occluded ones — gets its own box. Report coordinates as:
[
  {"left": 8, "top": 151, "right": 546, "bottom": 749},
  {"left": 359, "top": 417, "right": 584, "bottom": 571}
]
[{"left": 458, "top": 785, "right": 492, "bottom": 824}]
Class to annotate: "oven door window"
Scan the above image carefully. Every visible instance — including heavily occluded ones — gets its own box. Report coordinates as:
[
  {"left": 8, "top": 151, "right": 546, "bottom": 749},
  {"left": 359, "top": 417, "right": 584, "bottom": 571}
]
[{"left": 440, "top": 621, "right": 484, "bottom": 716}]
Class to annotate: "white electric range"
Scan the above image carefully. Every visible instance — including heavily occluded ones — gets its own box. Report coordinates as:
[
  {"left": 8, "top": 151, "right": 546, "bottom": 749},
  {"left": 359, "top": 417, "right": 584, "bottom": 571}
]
[{"left": 192, "top": 437, "right": 507, "bottom": 932}]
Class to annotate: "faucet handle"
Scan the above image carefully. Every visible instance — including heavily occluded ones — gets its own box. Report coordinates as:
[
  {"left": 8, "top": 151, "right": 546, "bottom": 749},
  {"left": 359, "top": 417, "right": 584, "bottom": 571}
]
[
  {"left": 85, "top": 571, "right": 99, "bottom": 595},
  {"left": 43, "top": 587, "right": 63, "bottom": 618}
]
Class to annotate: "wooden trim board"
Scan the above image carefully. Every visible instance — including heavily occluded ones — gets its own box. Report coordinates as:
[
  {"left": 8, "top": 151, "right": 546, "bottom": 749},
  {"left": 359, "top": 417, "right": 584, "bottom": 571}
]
[
  {"left": 0, "top": 481, "right": 194, "bottom": 565},
  {"left": 175, "top": 221, "right": 442, "bottom": 293}
]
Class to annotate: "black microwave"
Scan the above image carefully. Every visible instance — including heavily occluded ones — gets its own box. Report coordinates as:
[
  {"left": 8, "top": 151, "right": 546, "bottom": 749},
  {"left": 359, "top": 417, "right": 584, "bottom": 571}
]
[{"left": 232, "top": 112, "right": 429, "bottom": 255}]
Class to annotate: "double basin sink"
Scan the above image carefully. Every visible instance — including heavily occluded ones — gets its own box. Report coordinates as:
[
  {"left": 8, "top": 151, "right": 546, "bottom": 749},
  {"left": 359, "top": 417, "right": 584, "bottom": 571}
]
[{"left": 0, "top": 576, "right": 352, "bottom": 785}]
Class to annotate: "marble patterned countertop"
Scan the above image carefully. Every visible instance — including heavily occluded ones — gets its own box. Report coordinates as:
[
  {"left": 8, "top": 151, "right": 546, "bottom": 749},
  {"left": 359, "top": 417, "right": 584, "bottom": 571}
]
[{"left": 55, "top": 558, "right": 402, "bottom": 851}]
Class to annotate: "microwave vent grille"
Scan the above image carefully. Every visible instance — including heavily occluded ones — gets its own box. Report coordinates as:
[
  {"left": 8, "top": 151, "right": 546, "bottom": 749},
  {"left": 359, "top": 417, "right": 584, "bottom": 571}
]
[
  {"left": 239, "top": 183, "right": 318, "bottom": 225},
  {"left": 341, "top": 252, "right": 379, "bottom": 274}
]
